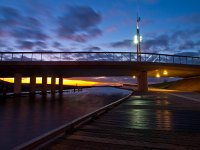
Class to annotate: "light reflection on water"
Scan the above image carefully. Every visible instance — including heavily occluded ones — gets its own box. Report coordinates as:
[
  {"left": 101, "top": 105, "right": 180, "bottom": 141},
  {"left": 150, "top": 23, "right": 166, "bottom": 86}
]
[
  {"left": 129, "top": 95, "right": 172, "bottom": 130},
  {"left": 129, "top": 94, "right": 200, "bottom": 133},
  {"left": 156, "top": 110, "right": 172, "bottom": 130},
  {"left": 0, "top": 87, "right": 131, "bottom": 150}
]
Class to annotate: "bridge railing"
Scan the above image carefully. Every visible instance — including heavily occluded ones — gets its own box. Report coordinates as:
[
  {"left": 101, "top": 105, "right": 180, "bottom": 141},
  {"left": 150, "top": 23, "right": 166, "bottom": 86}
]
[{"left": 0, "top": 52, "right": 200, "bottom": 65}]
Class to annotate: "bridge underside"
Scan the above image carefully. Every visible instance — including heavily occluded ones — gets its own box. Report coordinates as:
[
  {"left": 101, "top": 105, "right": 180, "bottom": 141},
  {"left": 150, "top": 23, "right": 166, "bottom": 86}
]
[
  {"left": 0, "top": 61, "right": 200, "bottom": 94},
  {"left": 0, "top": 61, "right": 199, "bottom": 78}
]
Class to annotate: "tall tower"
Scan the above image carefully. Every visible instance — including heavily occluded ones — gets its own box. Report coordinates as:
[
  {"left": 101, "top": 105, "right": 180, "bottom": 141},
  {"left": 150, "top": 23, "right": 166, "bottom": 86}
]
[
  {"left": 136, "top": 15, "right": 141, "bottom": 61},
  {"left": 133, "top": 1, "right": 142, "bottom": 62}
]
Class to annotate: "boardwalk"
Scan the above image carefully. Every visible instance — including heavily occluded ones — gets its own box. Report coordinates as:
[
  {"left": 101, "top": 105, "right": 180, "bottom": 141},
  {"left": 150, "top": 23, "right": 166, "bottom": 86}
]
[{"left": 45, "top": 92, "right": 200, "bottom": 150}]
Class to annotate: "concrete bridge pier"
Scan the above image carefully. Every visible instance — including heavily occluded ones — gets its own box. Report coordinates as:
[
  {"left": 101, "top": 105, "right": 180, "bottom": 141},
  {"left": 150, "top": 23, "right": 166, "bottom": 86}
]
[
  {"left": 51, "top": 77, "right": 56, "bottom": 94},
  {"left": 137, "top": 71, "right": 148, "bottom": 92},
  {"left": 14, "top": 73, "right": 22, "bottom": 96},
  {"left": 42, "top": 76, "right": 48, "bottom": 94},
  {"left": 59, "top": 77, "right": 63, "bottom": 93},
  {"left": 30, "top": 75, "right": 36, "bottom": 95}
]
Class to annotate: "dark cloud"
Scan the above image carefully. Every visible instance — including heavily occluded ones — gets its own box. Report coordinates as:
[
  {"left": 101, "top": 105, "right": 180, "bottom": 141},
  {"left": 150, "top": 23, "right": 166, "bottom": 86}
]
[
  {"left": 178, "top": 40, "right": 200, "bottom": 50},
  {"left": 110, "top": 40, "right": 132, "bottom": 48},
  {"left": 52, "top": 41, "right": 62, "bottom": 48},
  {"left": 12, "top": 28, "right": 48, "bottom": 41},
  {"left": 0, "top": 6, "right": 48, "bottom": 42},
  {"left": 109, "top": 26, "right": 200, "bottom": 54},
  {"left": 171, "top": 28, "right": 200, "bottom": 42},
  {"left": 17, "top": 41, "right": 35, "bottom": 50},
  {"left": 57, "top": 5, "right": 102, "bottom": 42},
  {"left": 0, "top": 6, "right": 21, "bottom": 27},
  {"left": 175, "top": 51, "right": 200, "bottom": 57},
  {"left": 17, "top": 40, "right": 47, "bottom": 50},
  {"left": 84, "top": 46, "right": 101, "bottom": 51},
  {"left": 142, "top": 34, "right": 170, "bottom": 52}
]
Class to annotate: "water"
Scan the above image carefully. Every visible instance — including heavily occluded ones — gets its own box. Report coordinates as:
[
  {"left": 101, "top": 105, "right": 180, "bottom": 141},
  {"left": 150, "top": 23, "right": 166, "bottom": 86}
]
[{"left": 0, "top": 87, "right": 131, "bottom": 150}]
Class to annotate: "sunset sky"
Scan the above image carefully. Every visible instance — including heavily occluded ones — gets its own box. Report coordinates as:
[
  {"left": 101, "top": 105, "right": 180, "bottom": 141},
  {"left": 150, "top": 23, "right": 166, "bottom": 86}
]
[{"left": 0, "top": 0, "right": 199, "bottom": 85}]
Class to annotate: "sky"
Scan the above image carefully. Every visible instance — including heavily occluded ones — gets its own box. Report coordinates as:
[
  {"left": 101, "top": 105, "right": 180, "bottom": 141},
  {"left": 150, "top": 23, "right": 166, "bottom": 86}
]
[{"left": 0, "top": 0, "right": 199, "bottom": 85}]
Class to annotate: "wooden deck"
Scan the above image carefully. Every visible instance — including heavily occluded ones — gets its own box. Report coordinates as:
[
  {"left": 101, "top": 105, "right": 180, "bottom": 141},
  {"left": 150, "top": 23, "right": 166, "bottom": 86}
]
[{"left": 45, "top": 92, "right": 200, "bottom": 150}]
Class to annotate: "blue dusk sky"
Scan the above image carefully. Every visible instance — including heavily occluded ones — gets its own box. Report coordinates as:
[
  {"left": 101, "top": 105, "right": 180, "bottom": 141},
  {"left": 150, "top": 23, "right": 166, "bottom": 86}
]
[{"left": 0, "top": 0, "right": 200, "bottom": 56}]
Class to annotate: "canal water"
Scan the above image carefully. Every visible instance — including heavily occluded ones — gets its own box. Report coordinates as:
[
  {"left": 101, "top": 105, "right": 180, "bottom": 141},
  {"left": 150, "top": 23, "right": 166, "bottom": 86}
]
[{"left": 0, "top": 87, "right": 131, "bottom": 150}]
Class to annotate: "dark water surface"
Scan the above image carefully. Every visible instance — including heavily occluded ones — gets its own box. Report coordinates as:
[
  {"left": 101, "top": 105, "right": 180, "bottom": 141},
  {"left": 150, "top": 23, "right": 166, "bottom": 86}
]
[
  {"left": 46, "top": 93, "right": 200, "bottom": 149},
  {"left": 0, "top": 87, "right": 131, "bottom": 150}
]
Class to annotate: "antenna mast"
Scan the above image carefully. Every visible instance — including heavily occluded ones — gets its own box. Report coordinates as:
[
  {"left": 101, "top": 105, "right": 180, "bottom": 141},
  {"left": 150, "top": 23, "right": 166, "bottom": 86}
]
[{"left": 135, "top": 0, "right": 142, "bottom": 61}]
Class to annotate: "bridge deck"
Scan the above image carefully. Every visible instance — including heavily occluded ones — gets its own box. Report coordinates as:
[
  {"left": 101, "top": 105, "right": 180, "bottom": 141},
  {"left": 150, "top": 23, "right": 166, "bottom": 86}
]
[{"left": 45, "top": 92, "right": 200, "bottom": 150}]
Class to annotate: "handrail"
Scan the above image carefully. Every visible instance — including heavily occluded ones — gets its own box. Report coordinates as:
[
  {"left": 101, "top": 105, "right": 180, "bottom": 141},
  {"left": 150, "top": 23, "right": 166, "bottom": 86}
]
[
  {"left": 13, "top": 92, "right": 133, "bottom": 150},
  {"left": 0, "top": 52, "right": 199, "bottom": 65},
  {"left": 0, "top": 51, "right": 199, "bottom": 58}
]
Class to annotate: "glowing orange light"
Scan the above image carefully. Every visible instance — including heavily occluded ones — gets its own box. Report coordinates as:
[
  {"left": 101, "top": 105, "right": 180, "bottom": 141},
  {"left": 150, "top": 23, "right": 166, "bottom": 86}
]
[
  {"left": 163, "top": 70, "right": 168, "bottom": 75},
  {"left": 156, "top": 73, "right": 160, "bottom": 78},
  {"left": 0, "top": 78, "right": 121, "bottom": 86}
]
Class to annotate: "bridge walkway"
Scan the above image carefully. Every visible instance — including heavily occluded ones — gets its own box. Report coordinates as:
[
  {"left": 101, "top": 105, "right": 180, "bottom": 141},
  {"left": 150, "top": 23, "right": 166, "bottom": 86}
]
[{"left": 45, "top": 92, "right": 200, "bottom": 150}]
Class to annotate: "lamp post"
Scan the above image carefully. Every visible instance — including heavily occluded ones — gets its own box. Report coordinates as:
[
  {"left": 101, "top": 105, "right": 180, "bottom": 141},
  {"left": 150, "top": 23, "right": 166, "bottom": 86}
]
[{"left": 134, "top": 15, "right": 142, "bottom": 61}]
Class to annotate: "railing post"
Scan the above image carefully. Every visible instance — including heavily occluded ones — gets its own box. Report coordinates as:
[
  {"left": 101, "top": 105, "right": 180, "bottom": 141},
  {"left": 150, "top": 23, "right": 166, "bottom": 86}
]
[
  {"left": 0, "top": 53, "right": 3, "bottom": 61},
  {"left": 31, "top": 53, "right": 33, "bottom": 61},
  {"left": 60, "top": 53, "right": 62, "bottom": 61},
  {"left": 159, "top": 54, "right": 160, "bottom": 63},
  {"left": 41, "top": 53, "right": 42, "bottom": 61},
  {"left": 21, "top": 53, "right": 23, "bottom": 61},
  {"left": 186, "top": 56, "right": 187, "bottom": 64},
  {"left": 12, "top": 53, "right": 13, "bottom": 61}
]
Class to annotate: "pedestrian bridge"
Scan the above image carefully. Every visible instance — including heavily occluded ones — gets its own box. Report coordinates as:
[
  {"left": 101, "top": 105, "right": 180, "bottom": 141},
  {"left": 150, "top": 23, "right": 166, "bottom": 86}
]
[{"left": 0, "top": 52, "right": 200, "bottom": 94}]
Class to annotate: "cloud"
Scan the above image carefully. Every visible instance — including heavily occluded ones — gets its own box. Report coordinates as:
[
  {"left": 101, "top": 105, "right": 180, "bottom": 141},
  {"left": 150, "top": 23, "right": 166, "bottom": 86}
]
[
  {"left": 142, "top": 34, "right": 170, "bottom": 52},
  {"left": 178, "top": 40, "right": 200, "bottom": 50},
  {"left": 12, "top": 28, "right": 48, "bottom": 41},
  {"left": 109, "top": 26, "right": 200, "bottom": 54},
  {"left": 57, "top": 5, "right": 102, "bottom": 42},
  {"left": 17, "top": 41, "right": 35, "bottom": 50},
  {"left": 17, "top": 40, "right": 47, "bottom": 50},
  {"left": 84, "top": 46, "right": 101, "bottom": 51},
  {"left": 110, "top": 39, "right": 132, "bottom": 48},
  {"left": 0, "top": 6, "right": 49, "bottom": 42},
  {"left": 175, "top": 51, "right": 200, "bottom": 57},
  {"left": 171, "top": 28, "right": 200, "bottom": 43},
  {"left": 0, "top": 6, "right": 21, "bottom": 27},
  {"left": 52, "top": 41, "right": 62, "bottom": 48}
]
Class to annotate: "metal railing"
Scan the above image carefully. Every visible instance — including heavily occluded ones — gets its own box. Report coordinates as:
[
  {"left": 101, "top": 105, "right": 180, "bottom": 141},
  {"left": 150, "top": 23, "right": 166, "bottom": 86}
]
[{"left": 0, "top": 52, "right": 200, "bottom": 65}]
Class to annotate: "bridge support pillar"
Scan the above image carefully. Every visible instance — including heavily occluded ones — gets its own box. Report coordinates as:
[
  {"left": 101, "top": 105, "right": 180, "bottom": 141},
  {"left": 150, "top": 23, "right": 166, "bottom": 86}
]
[
  {"left": 14, "top": 73, "right": 22, "bottom": 96},
  {"left": 59, "top": 77, "right": 63, "bottom": 93},
  {"left": 30, "top": 75, "right": 36, "bottom": 95},
  {"left": 137, "top": 71, "right": 148, "bottom": 92},
  {"left": 51, "top": 77, "right": 56, "bottom": 94},
  {"left": 42, "top": 76, "right": 47, "bottom": 94}
]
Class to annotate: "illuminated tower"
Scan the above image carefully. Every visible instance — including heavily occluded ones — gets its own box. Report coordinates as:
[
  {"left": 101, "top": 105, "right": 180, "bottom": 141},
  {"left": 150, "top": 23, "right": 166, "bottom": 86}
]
[{"left": 134, "top": 14, "right": 142, "bottom": 61}]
